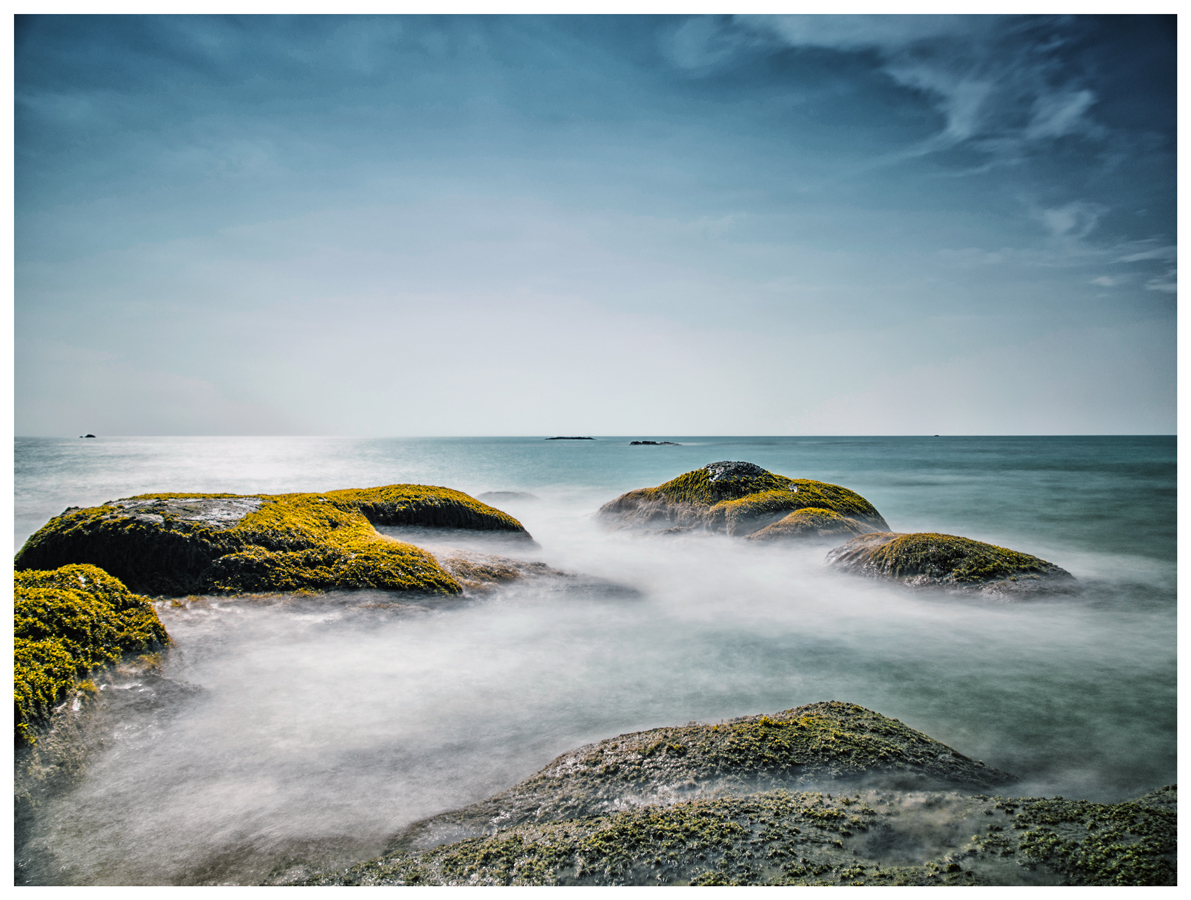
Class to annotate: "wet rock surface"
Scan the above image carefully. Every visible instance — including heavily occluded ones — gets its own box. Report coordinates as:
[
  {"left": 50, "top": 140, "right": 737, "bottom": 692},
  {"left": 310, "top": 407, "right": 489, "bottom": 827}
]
[
  {"left": 299, "top": 786, "right": 1176, "bottom": 886},
  {"left": 826, "top": 532, "right": 1076, "bottom": 595},
  {"left": 598, "top": 462, "right": 889, "bottom": 538},
  {"left": 295, "top": 702, "right": 1173, "bottom": 887},
  {"left": 376, "top": 701, "right": 1013, "bottom": 855}
]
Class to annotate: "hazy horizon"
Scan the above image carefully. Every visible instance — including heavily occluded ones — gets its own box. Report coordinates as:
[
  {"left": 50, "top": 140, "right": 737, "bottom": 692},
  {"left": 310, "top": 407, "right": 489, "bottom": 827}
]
[{"left": 15, "top": 15, "right": 1176, "bottom": 437}]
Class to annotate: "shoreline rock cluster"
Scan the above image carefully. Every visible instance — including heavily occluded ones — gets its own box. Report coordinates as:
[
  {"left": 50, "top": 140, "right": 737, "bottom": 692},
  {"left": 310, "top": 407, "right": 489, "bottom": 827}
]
[
  {"left": 14, "top": 466, "right": 1164, "bottom": 887},
  {"left": 599, "top": 460, "right": 1074, "bottom": 594}
]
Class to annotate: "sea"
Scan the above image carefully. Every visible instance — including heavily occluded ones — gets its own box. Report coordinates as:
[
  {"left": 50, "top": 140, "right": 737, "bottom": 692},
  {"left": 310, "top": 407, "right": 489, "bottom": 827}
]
[{"left": 12, "top": 435, "right": 1177, "bottom": 885}]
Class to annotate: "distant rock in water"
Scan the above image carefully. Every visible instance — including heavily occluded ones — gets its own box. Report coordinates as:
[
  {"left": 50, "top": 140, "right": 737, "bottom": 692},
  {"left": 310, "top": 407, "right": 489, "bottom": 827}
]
[
  {"left": 547, "top": 436, "right": 594, "bottom": 440},
  {"left": 477, "top": 491, "right": 538, "bottom": 502},
  {"left": 14, "top": 486, "right": 533, "bottom": 597},
  {"left": 80, "top": 434, "right": 96, "bottom": 438},
  {"left": 630, "top": 440, "right": 678, "bottom": 445},
  {"left": 826, "top": 532, "right": 1076, "bottom": 595},
  {"left": 598, "top": 461, "right": 888, "bottom": 538}
]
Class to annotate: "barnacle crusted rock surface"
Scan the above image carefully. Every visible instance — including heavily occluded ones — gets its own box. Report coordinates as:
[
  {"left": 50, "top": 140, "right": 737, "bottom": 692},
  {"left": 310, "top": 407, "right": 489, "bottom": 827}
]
[
  {"left": 365, "top": 702, "right": 1012, "bottom": 857},
  {"left": 826, "top": 532, "right": 1075, "bottom": 594},
  {"left": 14, "top": 564, "right": 169, "bottom": 744},
  {"left": 598, "top": 462, "right": 888, "bottom": 538},
  {"left": 14, "top": 486, "right": 532, "bottom": 596},
  {"left": 303, "top": 785, "right": 1176, "bottom": 886}
]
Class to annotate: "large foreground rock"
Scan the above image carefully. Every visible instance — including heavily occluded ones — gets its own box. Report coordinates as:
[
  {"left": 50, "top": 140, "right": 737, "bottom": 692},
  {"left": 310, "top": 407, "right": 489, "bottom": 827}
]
[
  {"left": 14, "top": 486, "right": 532, "bottom": 597},
  {"left": 14, "top": 564, "right": 168, "bottom": 744},
  {"left": 296, "top": 703, "right": 1173, "bottom": 886},
  {"left": 826, "top": 532, "right": 1075, "bottom": 595},
  {"left": 358, "top": 701, "right": 1012, "bottom": 858},
  {"left": 304, "top": 785, "right": 1175, "bottom": 886},
  {"left": 598, "top": 462, "right": 889, "bottom": 538}
]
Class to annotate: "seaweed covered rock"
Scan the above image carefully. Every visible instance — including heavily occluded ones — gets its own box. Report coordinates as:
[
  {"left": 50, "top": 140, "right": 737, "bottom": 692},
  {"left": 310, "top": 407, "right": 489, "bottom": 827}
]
[
  {"left": 304, "top": 785, "right": 1176, "bottom": 886},
  {"left": 598, "top": 462, "right": 888, "bottom": 538},
  {"left": 382, "top": 701, "right": 1011, "bottom": 854},
  {"left": 826, "top": 532, "right": 1075, "bottom": 595},
  {"left": 14, "top": 564, "right": 169, "bottom": 744},
  {"left": 14, "top": 486, "right": 532, "bottom": 597},
  {"left": 746, "top": 508, "right": 871, "bottom": 542}
]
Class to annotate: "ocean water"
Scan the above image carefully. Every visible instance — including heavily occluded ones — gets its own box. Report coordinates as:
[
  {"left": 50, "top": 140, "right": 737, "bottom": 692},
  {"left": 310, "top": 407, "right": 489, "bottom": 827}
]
[{"left": 13, "top": 435, "right": 1177, "bottom": 885}]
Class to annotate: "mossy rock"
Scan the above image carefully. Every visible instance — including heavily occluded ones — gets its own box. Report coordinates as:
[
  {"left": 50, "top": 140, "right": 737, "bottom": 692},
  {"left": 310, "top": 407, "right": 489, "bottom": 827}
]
[
  {"left": 378, "top": 701, "right": 1012, "bottom": 857},
  {"left": 14, "top": 486, "right": 532, "bottom": 597},
  {"left": 14, "top": 564, "right": 169, "bottom": 745},
  {"left": 598, "top": 462, "right": 889, "bottom": 537},
  {"left": 301, "top": 785, "right": 1176, "bottom": 886},
  {"left": 826, "top": 532, "right": 1075, "bottom": 595},
  {"left": 746, "top": 508, "right": 870, "bottom": 542}
]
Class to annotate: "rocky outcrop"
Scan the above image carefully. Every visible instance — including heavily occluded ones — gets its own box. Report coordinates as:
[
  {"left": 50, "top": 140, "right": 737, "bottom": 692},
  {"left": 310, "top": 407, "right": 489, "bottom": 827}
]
[
  {"left": 14, "top": 486, "right": 532, "bottom": 597},
  {"left": 362, "top": 701, "right": 1013, "bottom": 857},
  {"left": 630, "top": 441, "right": 678, "bottom": 446},
  {"left": 303, "top": 784, "right": 1176, "bottom": 886},
  {"left": 598, "top": 462, "right": 888, "bottom": 538},
  {"left": 297, "top": 702, "right": 1174, "bottom": 886},
  {"left": 826, "top": 532, "right": 1075, "bottom": 595},
  {"left": 14, "top": 564, "right": 169, "bottom": 744}
]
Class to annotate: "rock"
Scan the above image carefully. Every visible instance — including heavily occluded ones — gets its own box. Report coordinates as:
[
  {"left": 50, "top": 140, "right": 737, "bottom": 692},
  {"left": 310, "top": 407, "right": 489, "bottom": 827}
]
[
  {"left": 14, "top": 486, "right": 533, "bottom": 597},
  {"left": 825, "top": 532, "right": 1076, "bottom": 595},
  {"left": 14, "top": 564, "right": 169, "bottom": 744},
  {"left": 302, "top": 783, "right": 1176, "bottom": 886},
  {"left": 433, "top": 549, "right": 568, "bottom": 594},
  {"left": 373, "top": 701, "right": 1013, "bottom": 856},
  {"left": 598, "top": 462, "right": 888, "bottom": 538},
  {"left": 477, "top": 492, "right": 539, "bottom": 502},
  {"left": 746, "top": 508, "right": 870, "bottom": 542},
  {"left": 80, "top": 434, "right": 96, "bottom": 439},
  {"left": 629, "top": 441, "right": 678, "bottom": 445}
]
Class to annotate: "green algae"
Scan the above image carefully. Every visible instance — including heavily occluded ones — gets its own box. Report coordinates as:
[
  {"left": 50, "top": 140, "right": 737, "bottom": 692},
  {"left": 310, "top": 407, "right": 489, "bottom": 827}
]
[
  {"left": 826, "top": 532, "right": 1074, "bottom": 591},
  {"left": 1014, "top": 790, "right": 1177, "bottom": 885},
  {"left": 301, "top": 787, "right": 1177, "bottom": 887},
  {"left": 599, "top": 462, "right": 888, "bottom": 536},
  {"left": 746, "top": 507, "right": 868, "bottom": 541},
  {"left": 14, "top": 485, "right": 531, "bottom": 596},
  {"left": 14, "top": 564, "right": 169, "bottom": 745}
]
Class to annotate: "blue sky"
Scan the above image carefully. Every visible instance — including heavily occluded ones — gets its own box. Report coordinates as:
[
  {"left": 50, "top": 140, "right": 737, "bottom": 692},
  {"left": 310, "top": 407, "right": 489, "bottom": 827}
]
[{"left": 15, "top": 14, "right": 1177, "bottom": 435}]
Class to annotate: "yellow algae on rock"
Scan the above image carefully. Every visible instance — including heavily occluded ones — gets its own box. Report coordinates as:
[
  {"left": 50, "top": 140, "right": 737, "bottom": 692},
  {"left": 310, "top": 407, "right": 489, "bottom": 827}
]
[
  {"left": 14, "top": 485, "right": 532, "bottom": 597},
  {"left": 14, "top": 564, "right": 169, "bottom": 744},
  {"left": 598, "top": 461, "right": 888, "bottom": 537}
]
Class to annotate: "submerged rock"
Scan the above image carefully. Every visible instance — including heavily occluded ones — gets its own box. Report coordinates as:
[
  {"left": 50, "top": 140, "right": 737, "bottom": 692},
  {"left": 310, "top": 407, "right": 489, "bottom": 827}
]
[
  {"left": 302, "top": 784, "right": 1176, "bottom": 886},
  {"left": 825, "top": 532, "right": 1075, "bottom": 595},
  {"left": 14, "top": 486, "right": 532, "bottom": 597},
  {"left": 14, "top": 564, "right": 169, "bottom": 744},
  {"left": 598, "top": 462, "right": 888, "bottom": 538},
  {"left": 434, "top": 549, "right": 567, "bottom": 594},
  {"left": 477, "top": 491, "right": 539, "bottom": 502}
]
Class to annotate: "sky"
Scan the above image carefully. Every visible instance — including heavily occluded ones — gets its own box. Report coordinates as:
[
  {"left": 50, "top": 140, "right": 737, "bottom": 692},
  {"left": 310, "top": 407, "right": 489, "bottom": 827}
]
[{"left": 13, "top": 13, "right": 1178, "bottom": 436}]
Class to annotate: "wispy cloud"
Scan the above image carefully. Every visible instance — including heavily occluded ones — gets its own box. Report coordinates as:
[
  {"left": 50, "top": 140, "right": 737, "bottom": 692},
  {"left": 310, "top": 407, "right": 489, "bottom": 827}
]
[{"left": 728, "top": 15, "right": 1104, "bottom": 165}]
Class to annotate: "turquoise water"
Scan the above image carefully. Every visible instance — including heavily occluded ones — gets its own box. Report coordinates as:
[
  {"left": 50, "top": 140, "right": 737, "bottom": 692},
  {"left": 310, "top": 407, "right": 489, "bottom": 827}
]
[{"left": 13, "top": 435, "right": 1177, "bottom": 884}]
